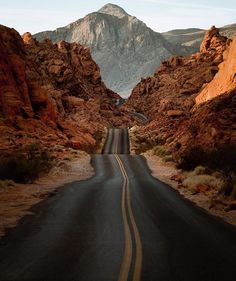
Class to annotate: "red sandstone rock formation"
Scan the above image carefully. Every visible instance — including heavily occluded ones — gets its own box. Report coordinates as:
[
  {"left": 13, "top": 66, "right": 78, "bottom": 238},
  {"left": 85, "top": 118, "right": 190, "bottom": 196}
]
[
  {"left": 0, "top": 24, "right": 135, "bottom": 154},
  {"left": 171, "top": 91, "right": 236, "bottom": 159},
  {"left": 0, "top": 27, "right": 33, "bottom": 119},
  {"left": 200, "top": 26, "right": 228, "bottom": 53},
  {"left": 196, "top": 33, "right": 236, "bottom": 104}
]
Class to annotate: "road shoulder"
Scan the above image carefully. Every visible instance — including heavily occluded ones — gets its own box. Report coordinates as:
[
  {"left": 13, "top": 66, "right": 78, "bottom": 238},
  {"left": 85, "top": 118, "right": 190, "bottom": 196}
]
[
  {"left": 144, "top": 151, "right": 236, "bottom": 227},
  {"left": 0, "top": 152, "right": 94, "bottom": 238}
]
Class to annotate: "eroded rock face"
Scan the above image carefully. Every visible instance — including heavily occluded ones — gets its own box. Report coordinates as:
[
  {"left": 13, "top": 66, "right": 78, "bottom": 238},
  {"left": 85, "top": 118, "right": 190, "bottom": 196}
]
[
  {"left": 196, "top": 34, "right": 236, "bottom": 104},
  {"left": 0, "top": 26, "right": 33, "bottom": 119},
  {"left": 172, "top": 90, "right": 236, "bottom": 168},
  {"left": 0, "top": 24, "right": 136, "bottom": 154}
]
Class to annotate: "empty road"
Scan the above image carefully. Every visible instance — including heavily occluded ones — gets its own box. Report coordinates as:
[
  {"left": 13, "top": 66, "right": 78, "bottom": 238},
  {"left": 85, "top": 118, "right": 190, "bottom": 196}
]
[{"left": 0, "top": 128, "right": 236, "bottom": 281}]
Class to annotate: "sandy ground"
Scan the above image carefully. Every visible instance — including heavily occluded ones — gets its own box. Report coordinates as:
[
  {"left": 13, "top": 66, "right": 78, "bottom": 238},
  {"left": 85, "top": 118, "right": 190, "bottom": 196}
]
[
  {"left": 144, "top": 151, "right": 236, "bottom": 227},
  {"left": 0, "top": 152, "right": 94, "bottom": 237}
]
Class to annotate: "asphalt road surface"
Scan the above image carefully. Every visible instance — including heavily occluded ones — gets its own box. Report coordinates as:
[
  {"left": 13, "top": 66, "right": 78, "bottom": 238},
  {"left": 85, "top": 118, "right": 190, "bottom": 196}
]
[{"left": 0, "top": 128, "right": 236, "bottom": 281}]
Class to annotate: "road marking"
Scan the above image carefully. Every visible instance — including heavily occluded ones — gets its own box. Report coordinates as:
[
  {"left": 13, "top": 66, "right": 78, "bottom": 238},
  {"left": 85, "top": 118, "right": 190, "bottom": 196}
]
[
  {"left": 117, "top": 155, "right": 132, "bottom": 281},
  {"left": 115, "top": 154, "right": 142, "bottom": 281}
]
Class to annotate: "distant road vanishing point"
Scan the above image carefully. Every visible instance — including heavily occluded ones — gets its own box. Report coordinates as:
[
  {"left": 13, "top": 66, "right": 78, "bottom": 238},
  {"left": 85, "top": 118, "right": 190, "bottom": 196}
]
[{"left": 0, "top": 128, "right": 236, "bottom": 281}]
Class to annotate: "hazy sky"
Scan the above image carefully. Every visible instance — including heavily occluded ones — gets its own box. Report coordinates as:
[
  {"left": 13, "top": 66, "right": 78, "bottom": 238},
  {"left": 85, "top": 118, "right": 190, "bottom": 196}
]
[{"left": 0, "top": 0, "right": 236, "bottom": 34}]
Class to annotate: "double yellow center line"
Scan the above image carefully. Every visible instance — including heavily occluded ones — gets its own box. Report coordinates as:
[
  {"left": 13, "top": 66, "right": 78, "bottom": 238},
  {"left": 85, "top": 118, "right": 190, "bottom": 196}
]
[{"left": 114, "top": 154, "right": 142, "bottom": 281}]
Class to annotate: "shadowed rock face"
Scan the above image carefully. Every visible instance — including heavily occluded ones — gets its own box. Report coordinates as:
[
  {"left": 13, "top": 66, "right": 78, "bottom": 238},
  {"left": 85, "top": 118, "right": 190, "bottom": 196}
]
[
  {"left": 124, "top": 27, "right": 235, "bottom": 163},
  {"left": 34, "top": 4, "right": 176, "bottom": 97},
  {"left": 0, "top": 24, "right": 136, "bottom": 154},
  {"left": 0, "top": 28, "right": 33, "bottom": 119}
]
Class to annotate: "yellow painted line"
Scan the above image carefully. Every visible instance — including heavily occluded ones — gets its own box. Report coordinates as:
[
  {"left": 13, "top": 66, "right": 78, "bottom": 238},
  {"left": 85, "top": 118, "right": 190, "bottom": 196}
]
[
  {"left": 116, "top": 154, "right": 132, "bottom": 281},
  {"left": 115, "top": 154, "right": 143, "bottom": 281}
]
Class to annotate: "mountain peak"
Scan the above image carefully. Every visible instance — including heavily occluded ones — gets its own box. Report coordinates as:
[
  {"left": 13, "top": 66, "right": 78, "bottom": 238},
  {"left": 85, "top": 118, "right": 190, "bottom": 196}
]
[{"left": 98, "top": 3, "right": 129, "bottom": 18}]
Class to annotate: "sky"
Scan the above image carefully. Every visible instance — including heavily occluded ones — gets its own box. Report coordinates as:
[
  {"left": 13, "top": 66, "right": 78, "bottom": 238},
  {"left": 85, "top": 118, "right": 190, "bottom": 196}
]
[{"left": 0, "top": 0, "right": 236, "bottom": 34}]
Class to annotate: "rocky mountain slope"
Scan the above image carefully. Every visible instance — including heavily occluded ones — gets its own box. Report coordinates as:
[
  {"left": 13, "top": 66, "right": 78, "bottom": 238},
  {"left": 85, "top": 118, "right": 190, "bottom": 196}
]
[
  {"left": 162, "top": 24, "right": 236, "bottom": 54},
  {"left": 0, "top": 24, "right": 135, "bottom": 158},
  {"left": 34, "top": 4, "right": 176, "bottom": 97},
  {"left": 34, "top": 4, "right": 236, "bottom": 97},
  {"left": 124, "top": 26, "right": 235, "bottom": 170}
]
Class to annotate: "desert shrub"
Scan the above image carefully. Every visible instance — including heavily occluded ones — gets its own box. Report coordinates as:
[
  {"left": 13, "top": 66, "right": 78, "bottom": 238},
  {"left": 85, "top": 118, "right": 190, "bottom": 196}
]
[
  {"left": 182, "top": 174, "right": 225, "bottom": 190},
  {"left": 163, "top": 155, "right": 174, "bottom": 162},
  {"left": 153, "top": 145, "right": 171, "bottom": 157},
  {"left": 0, "top": 144, "right": 54, "bottom": 183},
  {"left": 193, "top": 166, "right": 211, "bottom": 176},
  {"left": 133, "top": 131, "right": 163, "bottom": 154},
  {"left": 0, "top": 180, "right": 15, "bottom": 189},
  {"left": 177, "top": 144, "right": 236, "bottom": 171},
  {"left": 219, "top": 171, "right": 236, "bottom": 198},
  {"left": 63, "top": 156, "right": 71, "bottom": 161},
  {"left": 230, "top": 176, "right": 236, "bottom": 199},
  {"left": 135, "top": 142, "right": 153, "bottom": 154},
  {"left": 93, "top": 130, "right": 104, "bottom": 143},
  {"left": 211, "top": 171, "right": 224, "bottom": 178},
  {"left": 230, "top": 186, "right": 236, "bottom": 199}
]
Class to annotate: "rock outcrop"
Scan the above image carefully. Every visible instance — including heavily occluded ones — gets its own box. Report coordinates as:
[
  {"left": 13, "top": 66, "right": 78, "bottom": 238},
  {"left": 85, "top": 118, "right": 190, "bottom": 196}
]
[
  {"left": 197, "top": 33, "right": 236, "bottom": 104},
  {"left": 0, "top": 24, "right": 135, "bottom": 155},
  {"left": 200, "top": 26, "right": 228, "bottom": 53},
  {"left": 0, "top": 27, "right": 33, "bottom": 119},
  {"left": 172, "top": 90, "right": 236, "bottom": 169}
]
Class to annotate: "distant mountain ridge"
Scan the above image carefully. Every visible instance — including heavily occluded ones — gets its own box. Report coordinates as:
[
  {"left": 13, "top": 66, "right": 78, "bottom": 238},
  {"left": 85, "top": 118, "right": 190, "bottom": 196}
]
[
  {"left": 34, "top": 3, "right": 236, "bottom": 97},
  {"left": 34, "top": 4, "right": 177, "bottom": 97},
  {"left": 162, "top": 24, "right": 236, "bottom": 53}
]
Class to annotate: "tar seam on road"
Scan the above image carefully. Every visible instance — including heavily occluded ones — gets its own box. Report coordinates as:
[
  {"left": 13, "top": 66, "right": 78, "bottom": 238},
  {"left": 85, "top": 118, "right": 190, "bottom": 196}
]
[
  {"left": 115, "top": 154, "right": 143, "bottom": 281},
  {"left": 114, "top": 129, "right": 120, "bottom": 154}
]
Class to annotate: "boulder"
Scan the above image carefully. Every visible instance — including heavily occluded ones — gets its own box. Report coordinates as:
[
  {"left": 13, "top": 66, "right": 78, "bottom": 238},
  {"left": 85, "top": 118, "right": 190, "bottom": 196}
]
[{"left": 166, "top": 110, "right": 184, "bottom": 117}]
